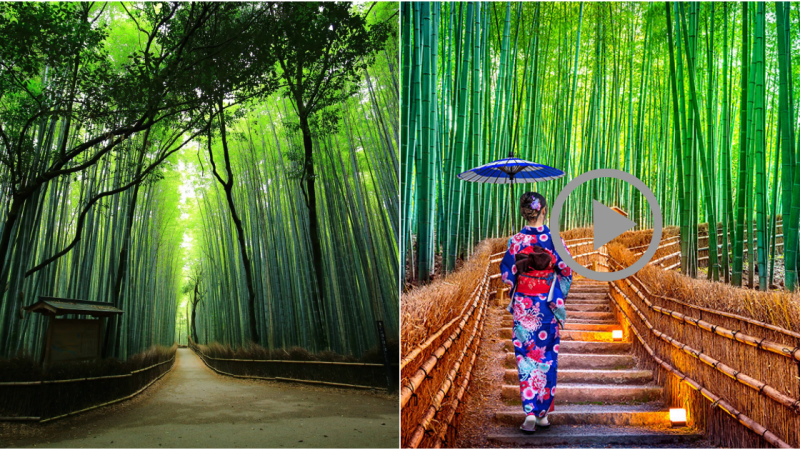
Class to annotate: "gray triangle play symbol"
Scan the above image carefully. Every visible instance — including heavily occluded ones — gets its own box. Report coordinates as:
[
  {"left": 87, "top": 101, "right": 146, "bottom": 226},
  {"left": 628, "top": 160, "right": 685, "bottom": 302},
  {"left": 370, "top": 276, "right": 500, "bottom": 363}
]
[{"left": 593, "top": 199, "right": 636, "bottom": 250}]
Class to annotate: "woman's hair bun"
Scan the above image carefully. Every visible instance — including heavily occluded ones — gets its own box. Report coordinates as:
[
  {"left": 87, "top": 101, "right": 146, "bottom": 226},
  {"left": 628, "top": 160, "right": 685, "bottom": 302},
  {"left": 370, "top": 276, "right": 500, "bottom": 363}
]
[{"left": 520, "top": 192, "right": 547, "bottom": 222}]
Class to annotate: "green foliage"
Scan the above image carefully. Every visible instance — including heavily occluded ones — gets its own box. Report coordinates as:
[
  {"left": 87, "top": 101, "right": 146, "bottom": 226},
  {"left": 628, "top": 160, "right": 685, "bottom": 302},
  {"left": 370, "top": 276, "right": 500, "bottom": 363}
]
[
  {"left": 0, "top": 1, "right": 399, "bottom": 360},
  {"left": 403, "top": 2, "right": 800, "bottom": 291}
]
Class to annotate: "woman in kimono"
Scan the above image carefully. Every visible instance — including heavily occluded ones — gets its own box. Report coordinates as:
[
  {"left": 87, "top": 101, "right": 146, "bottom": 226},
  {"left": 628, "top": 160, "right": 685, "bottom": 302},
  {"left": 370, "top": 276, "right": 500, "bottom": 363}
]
[{"left": 500, "top": 192, "right": 572, "bottom": 433}]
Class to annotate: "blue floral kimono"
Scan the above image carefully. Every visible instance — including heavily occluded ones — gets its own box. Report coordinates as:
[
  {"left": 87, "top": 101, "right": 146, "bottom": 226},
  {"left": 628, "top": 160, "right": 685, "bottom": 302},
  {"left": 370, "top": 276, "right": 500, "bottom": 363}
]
[{"left": 500, "top": 225, "right": 573, "bottom": 418}]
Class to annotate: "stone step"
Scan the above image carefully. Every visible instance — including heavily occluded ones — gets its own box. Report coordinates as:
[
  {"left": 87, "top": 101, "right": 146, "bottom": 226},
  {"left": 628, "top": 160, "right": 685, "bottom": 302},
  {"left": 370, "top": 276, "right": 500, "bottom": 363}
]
[
  {"left": 505, "top": 353, "right": 635, "bottom": 370},
  {"left": 501, "top": 383, "right": 663, "bottom": 403},
  {"left": 565, "top": 300, "right": 612, "bottom": 307},
  {"left": 494, "top": 403, "right": 669, "bottom": 427},
  {"left": 500, "top": 328, "right": 615, "bottom": 342},
  {"left": 487, "top": 425, "right": 703, "bottom": 447},
  {"left": 502, "top": 318, "right": 617, "bottom": 328},
  {"left": 569, "top": 288, "right": 609, "bottom": 294},
  {"left": 562, "top": 329, "right": 613, "bottom": 342},
  {"left": 560, "top": 340, "right": 631, "bottom": 354},
  {"left": 504, "top": 340, "right": 630, "bottom": 354},
  {"left": 567, "top": 318, "right": 618, "bottom": 324},
  {"left": 567, "top": 293, "right": 608, "bottom": 297},
  {"left": 504, "top": 368, "right": 653, "bottom": 385},
  {"left": 566, "top": 323, "right": 618, "bottom": 332},
  {"left": 572, "top": 282, "right": 609, "bottom": 288},
  {"left": 567, "top": 303, "right": 611, "bottom": 312},
  {"left": 558, "top": 369, "right": 654, "bottom": 384},
  {"left": 568, "top": 293, "right": 609, "bottom": 301},
  {"left": 569, "top": 311, "right": 615, "bottom": 321},
  {"left": 571, "top": 283, "right": 609, "bottom": 289}
]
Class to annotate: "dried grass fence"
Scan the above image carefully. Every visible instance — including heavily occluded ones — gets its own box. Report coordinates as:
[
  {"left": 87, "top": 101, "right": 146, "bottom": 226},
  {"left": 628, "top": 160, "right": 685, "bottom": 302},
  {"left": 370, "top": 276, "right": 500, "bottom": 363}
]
[
  {"left": 603, "top": 237, "right": 800, "bottom": 448},
  {"left": 190, "top": 341, "right": 396, "bottom": 390},
  {"left": 0, "top": 345, "right": 176, "bottom": 422}
]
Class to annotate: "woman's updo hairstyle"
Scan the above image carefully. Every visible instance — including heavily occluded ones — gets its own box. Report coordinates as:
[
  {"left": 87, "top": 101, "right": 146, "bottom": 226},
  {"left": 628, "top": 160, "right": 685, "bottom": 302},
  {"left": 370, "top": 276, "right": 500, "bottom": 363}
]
[{"left": 520, "top": 191, "right": 547, "bottom": 223}]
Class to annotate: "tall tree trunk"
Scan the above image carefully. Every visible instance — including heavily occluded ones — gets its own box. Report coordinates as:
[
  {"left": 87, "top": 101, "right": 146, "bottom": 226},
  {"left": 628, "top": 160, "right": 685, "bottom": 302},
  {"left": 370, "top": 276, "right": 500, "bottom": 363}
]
[
  {"left": 0, "top": 198, "right": 23, "bottom": 291},
  {"left": 211, "top": 103, "right": 259, "bottom": 345},
  {"left": 191, "top": 282, "right": 200, "bottom": 344},
  {"left": 104, "top": 132, "right": 150, "bottom": 357},
  {"left": 300, "top": 114, "right": 330, "bottom": 350}
]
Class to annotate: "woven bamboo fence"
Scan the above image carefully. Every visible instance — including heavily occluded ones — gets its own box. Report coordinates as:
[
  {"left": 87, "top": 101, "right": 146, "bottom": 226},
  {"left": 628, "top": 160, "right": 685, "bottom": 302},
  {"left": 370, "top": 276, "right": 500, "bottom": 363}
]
[
  {"left": 604, "top": 239, "right": 800, "bottom": 448},
  {"left": 0, "top": 346, "right": 176, "bottom": 422},
  {"left": 400, "top": 236, "right": 512, "bottom": 448},
  {"left": 190, "top": 341, "right": 396, "bottom": 390}
]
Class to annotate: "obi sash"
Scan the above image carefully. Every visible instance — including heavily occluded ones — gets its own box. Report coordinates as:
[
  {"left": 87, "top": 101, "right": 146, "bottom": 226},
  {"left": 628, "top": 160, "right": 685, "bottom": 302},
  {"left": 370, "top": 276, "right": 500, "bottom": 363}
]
[{"left": 516, "top": 270, "right": 555, "bottom": 296}]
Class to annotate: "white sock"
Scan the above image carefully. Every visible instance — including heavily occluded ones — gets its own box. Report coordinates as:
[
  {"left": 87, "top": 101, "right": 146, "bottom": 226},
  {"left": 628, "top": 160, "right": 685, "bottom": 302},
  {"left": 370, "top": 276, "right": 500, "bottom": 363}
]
[
  {"left": 536, "top": 415, "right": 550, "bottom": 426},
  {"left": 521, "top": 415, "right": 537, "bottom": 431}
]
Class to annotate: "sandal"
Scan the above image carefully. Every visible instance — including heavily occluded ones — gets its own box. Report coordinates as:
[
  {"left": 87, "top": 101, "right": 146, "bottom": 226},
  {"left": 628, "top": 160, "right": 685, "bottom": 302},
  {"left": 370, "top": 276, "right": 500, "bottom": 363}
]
[
  {"left": 519, "top": 415, "right": 537, "bottom": 434},
  {"left": 536, "top": 415, "right": 551, "bottom": 429}
]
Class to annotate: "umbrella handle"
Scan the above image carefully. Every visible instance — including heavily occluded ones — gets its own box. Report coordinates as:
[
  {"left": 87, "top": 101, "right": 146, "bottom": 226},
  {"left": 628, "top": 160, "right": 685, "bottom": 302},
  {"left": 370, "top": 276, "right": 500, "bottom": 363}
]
[{"left": 510, "top": 177, "right": 515, "bottom": 235}]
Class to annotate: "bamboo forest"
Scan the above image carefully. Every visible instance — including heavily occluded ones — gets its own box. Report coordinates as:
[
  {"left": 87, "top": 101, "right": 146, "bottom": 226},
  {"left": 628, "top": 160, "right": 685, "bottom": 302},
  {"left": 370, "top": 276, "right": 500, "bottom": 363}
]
[
  {"left": 400, "top": 2, "right": 800, "bottom": 292},
  {"left": 0, "top": 1, "right": 399, "bottom": 364}
]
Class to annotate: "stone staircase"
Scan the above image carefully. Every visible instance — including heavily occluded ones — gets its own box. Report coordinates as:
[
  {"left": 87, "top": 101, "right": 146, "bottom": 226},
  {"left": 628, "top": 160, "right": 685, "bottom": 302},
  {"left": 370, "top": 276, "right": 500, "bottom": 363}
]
[{"left": 488, "top": 279, "right": 703, "bottom": 447}]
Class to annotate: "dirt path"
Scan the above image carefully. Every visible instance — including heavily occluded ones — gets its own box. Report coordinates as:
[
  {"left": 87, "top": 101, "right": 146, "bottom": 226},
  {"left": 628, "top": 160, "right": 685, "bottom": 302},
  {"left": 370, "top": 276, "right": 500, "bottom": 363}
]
[{"left": 4, "top": 348, "right": 398, "bottom": 448}]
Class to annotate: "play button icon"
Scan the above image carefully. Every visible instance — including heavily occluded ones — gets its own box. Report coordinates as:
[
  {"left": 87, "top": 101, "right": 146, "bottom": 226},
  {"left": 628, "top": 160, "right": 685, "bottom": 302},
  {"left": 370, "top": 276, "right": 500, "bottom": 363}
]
[
  {"left": 550, "top": 169, "right": 663, "bottom": 282},
  {"left": 592, "top": 200, "right": 636, "bottom": 250}
]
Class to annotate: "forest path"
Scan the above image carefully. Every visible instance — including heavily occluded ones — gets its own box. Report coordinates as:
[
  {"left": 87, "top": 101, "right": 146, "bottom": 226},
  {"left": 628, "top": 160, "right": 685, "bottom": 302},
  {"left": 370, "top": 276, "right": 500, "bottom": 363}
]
[{"left": 8, "top": 348, "right": 398, "bottom": 448}]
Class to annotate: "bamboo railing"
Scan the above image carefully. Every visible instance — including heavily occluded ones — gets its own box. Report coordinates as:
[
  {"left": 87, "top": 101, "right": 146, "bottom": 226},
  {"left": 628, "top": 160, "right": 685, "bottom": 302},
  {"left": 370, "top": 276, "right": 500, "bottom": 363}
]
[
  {"left": 400, "top": 257, "right": 491, "bottom": 448},
  {"left": 189, "top": 341, "right": 395, "bottom": 390},
  {"left": 0, "top": 349, "right": 176, "bottom": 422},
  {"left": 605, "top": 235, "right": 800, "bottom": 448}
]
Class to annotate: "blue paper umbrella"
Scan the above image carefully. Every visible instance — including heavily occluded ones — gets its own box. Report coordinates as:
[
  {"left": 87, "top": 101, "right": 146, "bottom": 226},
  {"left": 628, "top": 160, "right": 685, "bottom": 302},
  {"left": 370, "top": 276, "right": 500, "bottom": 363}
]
[
  {"left": 457, "top": 157, "right": 565, "bottom": 233},
  {"left": 456, "top": 157, "right": 565, "bottom": 184}
]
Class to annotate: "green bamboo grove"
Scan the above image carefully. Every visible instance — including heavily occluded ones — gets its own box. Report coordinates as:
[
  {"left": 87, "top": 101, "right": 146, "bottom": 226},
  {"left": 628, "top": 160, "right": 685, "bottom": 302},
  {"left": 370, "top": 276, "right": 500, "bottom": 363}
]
[
  {"left": 0, "top": 3, "right": 196, "bottom": 360},
  {"left": 0, "top": 1, "right": 398, "bottom": 363},
  {"left": 0, "top": 152, "right": 183, "bottom": 360},
  {"left": 401, "top": 2, "right": 800, "bottom": 292},
  {"left": 187, "top": 4, "right": 399, "bottom": 357},
  {"left": 0, "top": 128, "right": 185, "bottom": 360}
]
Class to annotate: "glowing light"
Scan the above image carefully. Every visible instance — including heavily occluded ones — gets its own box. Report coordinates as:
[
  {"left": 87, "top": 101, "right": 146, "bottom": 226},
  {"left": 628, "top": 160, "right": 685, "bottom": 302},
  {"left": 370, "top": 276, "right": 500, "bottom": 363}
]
[
  {"left": 612, "top": 329, "right": 623, "bottom": 341},
  {"left": 669, "top": 408, "right": 687, "bottom": 426}
]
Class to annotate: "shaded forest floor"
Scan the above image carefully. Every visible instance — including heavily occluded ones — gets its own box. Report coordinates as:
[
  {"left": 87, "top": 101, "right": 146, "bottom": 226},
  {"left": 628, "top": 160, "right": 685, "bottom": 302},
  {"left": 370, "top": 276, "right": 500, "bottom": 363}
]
[
  {"left": 697, "top": 258, "right": 787, "bottom": 291},
  {"left": 403, "top": 246, "right": 466, "bottom": 292},
  {"left": 2, "top": 349, "right": 398, "bottom": 448}
]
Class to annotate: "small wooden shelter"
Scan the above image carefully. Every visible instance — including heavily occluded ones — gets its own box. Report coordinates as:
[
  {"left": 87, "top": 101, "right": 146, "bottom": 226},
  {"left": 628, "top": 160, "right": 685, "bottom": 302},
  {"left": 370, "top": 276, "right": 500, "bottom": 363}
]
[{"left": 24, "top": 297, "right": 123, "bottom": 366}]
